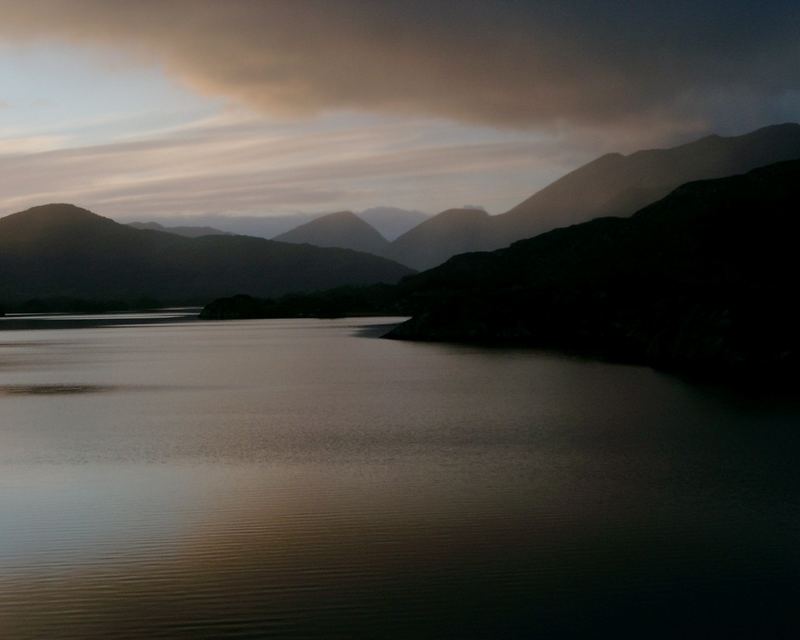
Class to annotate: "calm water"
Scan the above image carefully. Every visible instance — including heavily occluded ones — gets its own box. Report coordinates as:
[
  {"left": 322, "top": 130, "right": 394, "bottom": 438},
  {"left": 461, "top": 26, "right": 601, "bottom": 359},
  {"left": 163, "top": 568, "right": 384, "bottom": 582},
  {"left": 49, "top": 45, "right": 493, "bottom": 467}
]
[{"left": 0, "top": 314, "right": 798, "bottom": 638}]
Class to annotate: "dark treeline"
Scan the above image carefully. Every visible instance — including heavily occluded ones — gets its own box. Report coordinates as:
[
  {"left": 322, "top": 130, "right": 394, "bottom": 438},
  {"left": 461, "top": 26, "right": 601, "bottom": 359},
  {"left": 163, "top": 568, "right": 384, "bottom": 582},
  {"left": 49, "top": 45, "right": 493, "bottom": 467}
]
[{"left": 199, "top": 285, "right": 409, "bottom": 320}]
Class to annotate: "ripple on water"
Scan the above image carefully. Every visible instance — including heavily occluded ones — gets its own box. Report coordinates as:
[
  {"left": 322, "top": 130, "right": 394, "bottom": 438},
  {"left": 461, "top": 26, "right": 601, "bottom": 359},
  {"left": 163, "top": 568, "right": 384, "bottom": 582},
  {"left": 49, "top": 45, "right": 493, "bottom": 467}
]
[
  {"left": 0, "top": 384, "right": 166, "bottom": 396},
  {"left": 0, "top": 384, "right": 119, "bottom": 396}
]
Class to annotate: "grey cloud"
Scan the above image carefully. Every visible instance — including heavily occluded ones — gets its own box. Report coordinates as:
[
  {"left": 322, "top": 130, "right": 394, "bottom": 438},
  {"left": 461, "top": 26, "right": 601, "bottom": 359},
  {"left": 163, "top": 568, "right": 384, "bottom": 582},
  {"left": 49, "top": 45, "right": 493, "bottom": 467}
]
[{"left": 0, "top": 1, "right": 797, "bottom": 140}]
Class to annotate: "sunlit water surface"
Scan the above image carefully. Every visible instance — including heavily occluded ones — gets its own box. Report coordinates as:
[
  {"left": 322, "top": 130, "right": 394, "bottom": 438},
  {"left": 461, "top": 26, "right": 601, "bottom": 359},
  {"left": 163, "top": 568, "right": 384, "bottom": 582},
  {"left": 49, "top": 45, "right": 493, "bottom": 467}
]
[{"left": 1, "top": 314, "right": 798, "bottom": 638}]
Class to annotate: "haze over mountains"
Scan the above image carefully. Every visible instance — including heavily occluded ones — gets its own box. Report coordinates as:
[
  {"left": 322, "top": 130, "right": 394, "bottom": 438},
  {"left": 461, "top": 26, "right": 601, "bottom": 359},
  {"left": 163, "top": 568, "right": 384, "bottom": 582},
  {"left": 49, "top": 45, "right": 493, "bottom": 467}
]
[
  {"left": 357, "top": 207, "right": 430, "bottom": 240},
  {"left": 128, "top": 221, "right": 231, "bottom": 238},
  {"left": 125, "top": 207, "right": 430, "bottom": 244},
  {"left": 274, "top": 211, "right": 390, "bottom": 255},
  {"left": 494, "top": 122, "right": 800, "bottom": 242},
  {"left": 385, "top": 208, "right": 491, "bottom": 271},
  {"left": 0, "top": 204, "right": 412, "bottom": 307},
  {"left": 257, "top": 123, "right": 800, "bottom": 270}
]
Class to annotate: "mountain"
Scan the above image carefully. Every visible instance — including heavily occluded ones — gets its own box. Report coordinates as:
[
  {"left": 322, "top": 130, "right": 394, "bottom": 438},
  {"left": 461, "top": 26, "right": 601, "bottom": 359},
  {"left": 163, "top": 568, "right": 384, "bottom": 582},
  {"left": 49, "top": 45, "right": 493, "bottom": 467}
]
[
  {"left": 0, "top": 204, "right": 413, "bottom": 306},
  {"left": 124, "top": 214, "right": 320, "bottom": 240},
  {"left": 128, "top": 221, "right": 231, "bottom": 238},
  {"left": 385, "top": 123, "right": 800, "bottom": 270},
  {"left": 385, "top": 208, "right": 492, "bottom": 270},
  {"left": 494, "top": 122, "right": 800, "bottom": 245},
  {"left": 121, "top": 209, "right": 431, "bottom": 243},
  {"left": 385, "top": 160, "right": 800, "bottom": 373},
  {"left": 274, "top": 211, "right": 390, "bottom": 255},
  {"left": 356, "top": 207, "right": 431, "bottom": 240}
]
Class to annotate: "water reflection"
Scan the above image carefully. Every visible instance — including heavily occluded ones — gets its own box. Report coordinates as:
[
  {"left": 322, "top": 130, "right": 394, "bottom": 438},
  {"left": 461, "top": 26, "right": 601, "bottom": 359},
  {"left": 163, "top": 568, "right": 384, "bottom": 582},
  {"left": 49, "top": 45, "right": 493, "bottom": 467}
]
[
  {"left": 0, "top": 384, "right": 121, "bottom": 395},
  {"left": 0, "top": 316, "right": 798, "bottom": 638}
]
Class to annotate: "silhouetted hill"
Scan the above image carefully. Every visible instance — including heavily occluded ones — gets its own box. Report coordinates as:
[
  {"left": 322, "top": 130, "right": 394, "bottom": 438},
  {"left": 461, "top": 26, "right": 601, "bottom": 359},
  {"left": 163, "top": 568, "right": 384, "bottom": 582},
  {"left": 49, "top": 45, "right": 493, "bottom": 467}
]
[
  {"left": 357, "top": 207, "right": 430, "bottom": 240},
  {"left": 386, "top": 208, "right": 492, "bottom": 270},
  {"left": 0, "top": 204, "right": 413, "bottom": 306},
  {"left": 385, "top": 160, "right": 800, "bottom": 373},
  {"left": 385, "top": 123, "right": 800, "bottom": 269},
  {"left": 128, "top": 221, "right": 231, "bottom": 238},
  {"left": 274, "top": 211, "right": 390, "bottom": 255}
]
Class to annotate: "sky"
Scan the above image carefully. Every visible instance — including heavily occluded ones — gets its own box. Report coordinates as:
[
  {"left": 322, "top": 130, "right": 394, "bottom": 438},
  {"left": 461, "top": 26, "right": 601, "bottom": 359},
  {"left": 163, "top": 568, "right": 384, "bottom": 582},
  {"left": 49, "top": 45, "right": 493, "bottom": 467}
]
[{"left": 0, "top": 0, "right": 798, "bottom": 220}]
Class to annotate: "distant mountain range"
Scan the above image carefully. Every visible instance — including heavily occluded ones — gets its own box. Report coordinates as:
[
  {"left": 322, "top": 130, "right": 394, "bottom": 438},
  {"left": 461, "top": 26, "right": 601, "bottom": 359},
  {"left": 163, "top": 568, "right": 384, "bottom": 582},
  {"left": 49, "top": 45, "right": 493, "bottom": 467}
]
[
  {"left": 263, "top": 123, "right": 800, "bottom": 270},
  {"left": 128, "top": 221, "right": 231, "bottom": 238},
  {"left": 493, "top": 122, "right": 800, "bottom": 244},
  {"left": 202, "top": 159, "right": 800, "bottom": 374},
  {"left": 384, "top": 208, "right": 491, "bottom": 270},
  {"left": 357, "top": 207, "right": 430, "bottom": 240},
  {"left": 273, "top": 211, "right": 390, "bottom": 255},
  {"left": 0, "top": 204, "right": 413, "bottom": 307},
  {"left": 109, "top": 124, "right": 800, "bottom": 272},
  {"left": 123, "top": 207, "right": 430, "bottom": 244}
]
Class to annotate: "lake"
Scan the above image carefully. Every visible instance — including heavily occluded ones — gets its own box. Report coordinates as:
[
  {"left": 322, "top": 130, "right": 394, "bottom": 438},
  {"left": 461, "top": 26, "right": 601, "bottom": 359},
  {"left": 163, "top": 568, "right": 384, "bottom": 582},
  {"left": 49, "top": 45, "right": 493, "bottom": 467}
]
[{"left": 1, "top": 313, "right": 798, "bottom": 638}]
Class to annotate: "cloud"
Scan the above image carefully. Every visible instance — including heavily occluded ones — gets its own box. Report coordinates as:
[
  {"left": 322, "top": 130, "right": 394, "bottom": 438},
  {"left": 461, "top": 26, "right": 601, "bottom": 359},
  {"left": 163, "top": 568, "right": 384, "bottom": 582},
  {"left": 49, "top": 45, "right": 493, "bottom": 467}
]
[
  {"left": 2, "top": 1, "right": 796, "bottom": 218},
  {"left": 0, "top": 112, "right": 581, "bottom": 216},
  {"left": 0, "top": 1, "right": 797, "bottom": 139},
  {"left": 0, "top": 134, "right": 68, "bottom": 154}
]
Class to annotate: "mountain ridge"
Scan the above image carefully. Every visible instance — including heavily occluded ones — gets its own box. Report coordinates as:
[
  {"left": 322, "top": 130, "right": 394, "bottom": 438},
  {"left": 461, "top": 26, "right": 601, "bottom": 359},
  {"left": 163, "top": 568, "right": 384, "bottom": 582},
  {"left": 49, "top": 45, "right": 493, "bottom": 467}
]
[
  {"left": 128, "top": 221, "right": 231, "bottom": 238},
  {"left": 385, "top": 208, "right": 491, "bottom": 271},
  {"left": 263, "top": 123, "right": 800, "bottom": 271},
  {"left": 386, "top": 159, "right": 800, "bottom": 372},
  {"left": 386, "top": 123, "right": 800, "bottom": 269},
  {"left": 0, "top": 204, "right": 413, "bottom": 306},
  {"left": 273, "top": 211, "right": 390, "bottom": 255}
]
